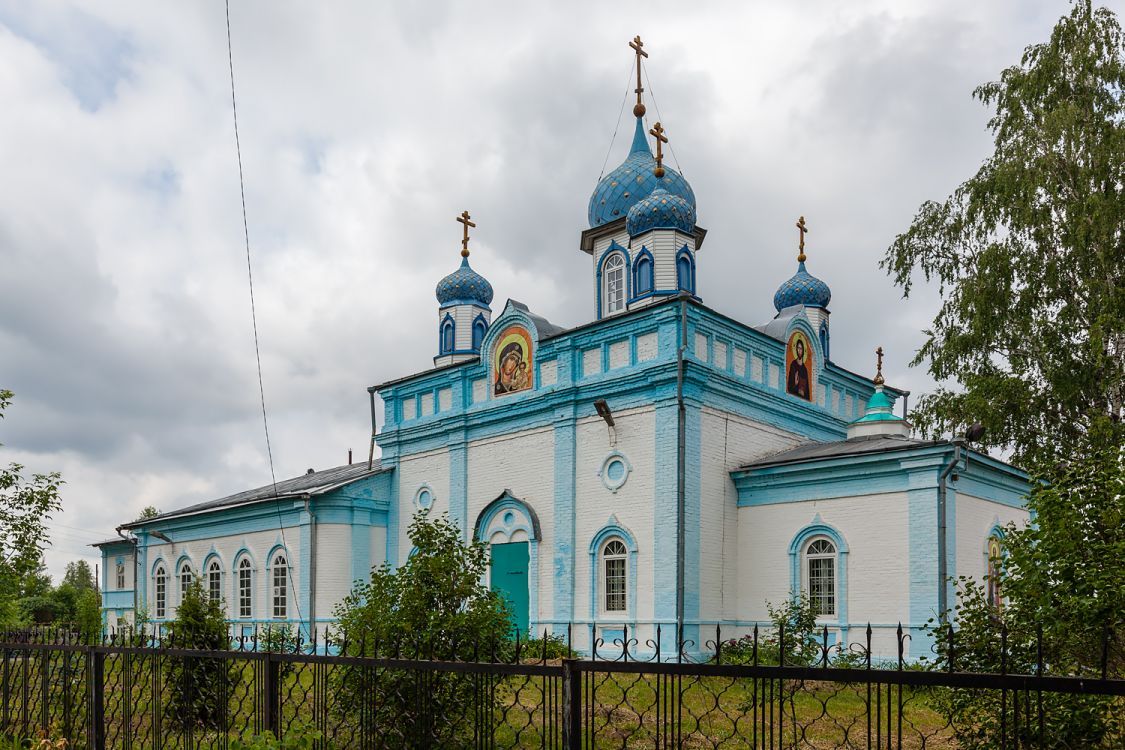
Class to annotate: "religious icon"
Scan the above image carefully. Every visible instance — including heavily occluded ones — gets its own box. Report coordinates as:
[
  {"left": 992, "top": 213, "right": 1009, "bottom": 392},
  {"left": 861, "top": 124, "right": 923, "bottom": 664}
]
[
  {"left": 786, "top": 331, "right": 813, "bottom": 401},
  {"left": 986, "top": 536, "right": 1003, "bottom": 610},
  {"left": 494, "top": 326, "right": 534, "bottom": 396}
]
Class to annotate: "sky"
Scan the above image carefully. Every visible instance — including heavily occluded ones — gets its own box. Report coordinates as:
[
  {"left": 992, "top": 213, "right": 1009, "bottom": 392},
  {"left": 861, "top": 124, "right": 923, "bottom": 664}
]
[{"left": 0, "top": 0, "right": 1071, "bottom": 580}]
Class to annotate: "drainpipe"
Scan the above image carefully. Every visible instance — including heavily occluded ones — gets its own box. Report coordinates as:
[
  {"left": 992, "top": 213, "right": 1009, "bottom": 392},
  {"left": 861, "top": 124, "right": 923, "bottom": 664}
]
[
  {"left": 936, "top": 440, "right": 963, "bottom": 623},
  {"left": 303, "top": 495, "right": 317, "bottom": 640},
  {"left": 676, "top": 294, "right": 689, "bottom": 635},
  {"left": 367, "top": 390, "right": 378, "bottom": 470}
]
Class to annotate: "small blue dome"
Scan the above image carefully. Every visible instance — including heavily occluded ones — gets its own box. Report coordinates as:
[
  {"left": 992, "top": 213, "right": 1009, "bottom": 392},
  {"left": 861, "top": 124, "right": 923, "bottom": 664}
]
[
  {"left": 626, "top": 188, "right": 696, "bottom": 236},
  {"left": 773, "top": 261, "right": 831, "bottom": 311},
  {"left": 436, "top": 257, "right": 494, "bottom": 307},
  {"left": 588, "top": 118, "right": 696, "bottom": 227}
]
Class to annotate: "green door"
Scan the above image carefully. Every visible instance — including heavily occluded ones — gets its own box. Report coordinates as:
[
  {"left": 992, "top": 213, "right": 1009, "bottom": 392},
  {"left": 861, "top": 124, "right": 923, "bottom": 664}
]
[{"left": 490, "top": 541, "right": 529, "bottom": 636}]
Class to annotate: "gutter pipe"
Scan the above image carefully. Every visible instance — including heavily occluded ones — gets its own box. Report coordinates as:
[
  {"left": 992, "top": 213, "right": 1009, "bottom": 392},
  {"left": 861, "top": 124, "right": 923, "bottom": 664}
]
[
  {"left": 116, "top": 525, "right": 139, "bottom": 619},
  {"left": 303, "top": 494, "right": 317, "bottom": 641},
  {"left": 936, "top": 440, "right": 963, "bottom": 623},
  {"left": 676, "top": 294, "right": 688, "bottom": 636}
]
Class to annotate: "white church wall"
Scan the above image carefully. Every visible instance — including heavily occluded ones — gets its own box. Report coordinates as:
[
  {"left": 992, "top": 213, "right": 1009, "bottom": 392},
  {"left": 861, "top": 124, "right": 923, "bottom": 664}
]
[
  {"left": 314, "top": 523, "right": 353, "bottom": 617},
  {"left": 735, "top": 493, "right": 911, "bottom": 654},
  {"left": 396, "top": 446, "right": 452, "bottom": 558},
  {"left": 573, "top": 406, "right": 656, "bottom": 635},
  {"left": 954, "top": 493, "right": 1029, "bottom": 584},
  {"left": 143, "top": 528, "right": 303, "bottom": 626},
  {"left": 698, "top": 409, "right": 804, "bottom": 625},
  {"left": 467, "top": 424, "right": 557, "bottom": 624}
]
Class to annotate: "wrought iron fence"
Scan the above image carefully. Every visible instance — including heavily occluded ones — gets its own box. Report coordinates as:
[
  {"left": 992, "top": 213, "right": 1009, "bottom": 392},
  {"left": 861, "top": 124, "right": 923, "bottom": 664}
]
[{"left": 2, "top": 624, "right": 1124, "bottom": 748}]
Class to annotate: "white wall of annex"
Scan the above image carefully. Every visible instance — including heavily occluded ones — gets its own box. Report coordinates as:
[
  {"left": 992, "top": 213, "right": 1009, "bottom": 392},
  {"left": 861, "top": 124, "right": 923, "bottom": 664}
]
[
  {"left": 573, "top": 406, "right": 655, "bottom": 626},
  {"left": 143, "top": 528, "right": 302, "bottom": 623},
  {"left": 736, "top": 493, "right": 911, "bottom": 633},
  {"left": 699, "top": 408, "right": 804, "bottom": 624},
  {"left": 954, "top": 493, "right": 1029, "bottom": 584},
  {"left": 467, "top": 424, "right": 556, "bottom": 620},
  {"left": 314, "top": 523, "right": 352, "bottom": 616}
]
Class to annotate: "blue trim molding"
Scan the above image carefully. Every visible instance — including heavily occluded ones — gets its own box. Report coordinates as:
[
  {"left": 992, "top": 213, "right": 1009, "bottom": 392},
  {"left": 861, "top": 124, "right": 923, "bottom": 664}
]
[
  {"left": 788, "top": 517, "right": 849, "bottom": 639},
  {"left": 587, "top": 516, "right": 638, "bottom": 631},
  {"left": 598, "top": 451, "right": 632, "bottom": 493},
  {"left": 596, "top": 242, "right": 631, "bottom": 320}
]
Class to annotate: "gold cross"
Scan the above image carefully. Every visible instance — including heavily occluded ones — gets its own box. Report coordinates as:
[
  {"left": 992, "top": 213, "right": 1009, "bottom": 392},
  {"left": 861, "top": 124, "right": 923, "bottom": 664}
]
[
  {"left": 630, "top": 36, "right": 649, "bottom": 117},
  {"left": 796, "top": 216, "right": 809, "bottom": 262},
  {"left": 457, "top": 210, "right": 476, "bottom": 258},
  {"left": 650, "top": 122, "right": 668, "bottom": 178},
  {"left": 874, "top": 346, "right": 885, "bottom": 385}
]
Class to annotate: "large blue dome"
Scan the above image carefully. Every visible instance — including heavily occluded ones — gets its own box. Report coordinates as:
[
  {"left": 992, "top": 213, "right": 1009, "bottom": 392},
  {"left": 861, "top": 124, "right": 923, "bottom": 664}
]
[
  {"left": 588, "top": 117, "right": 696, "bottom": 227},
  {"left": 626, "top": 188, "right": 696, "bottom": 236},
  {"left": 773, "top": 261, "right": 831, "bottom": 311},
  {"left": 436, "top": 257, "right": 494, "bottom": 307}
]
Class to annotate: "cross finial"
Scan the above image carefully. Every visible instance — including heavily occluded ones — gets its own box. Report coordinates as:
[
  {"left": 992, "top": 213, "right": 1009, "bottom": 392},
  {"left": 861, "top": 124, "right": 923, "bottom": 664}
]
[
  {"left": 649, "top": 122, "right": 668, "bottom": 178},
  {"left": 629, "top": 36, "right": 649, "bottom": 117},
  {"left": 456, "top": 210, "right": 476, "bottom": 258},
  {"left": 874, "top": 346, "right": 885, "bottom": 386},
  {"left": 796, "top": 216, "right": 809, "bottom": 263}
]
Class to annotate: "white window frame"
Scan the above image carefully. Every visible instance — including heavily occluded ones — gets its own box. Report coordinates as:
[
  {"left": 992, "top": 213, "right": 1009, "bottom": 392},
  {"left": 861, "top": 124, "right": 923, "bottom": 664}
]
[
  {"left": 238, "top": 558, "right": 253, "bottom": 618},
  {"left": 601, "top": 538, "right": 628, "bottom": 614},
  {"left": 179, "top": 562, "right": 193, "bottom": 603},
  {"left": 154, "top": 565, "right": 167, "bottom": 619},
  {"left": 207, "top": 560, "right": 222, "bottom": 604},
  {"left": 115, "top": 562, "right": 125, "bottom": 590},
  {"left": 803, "top": 537, "right": 837, "bottom": 618},
  {"left": 272, "top": 554, "right": 288, "bottom": 620},
  {"left": 602, "top": 254, "right": 626, "bottom": 315}
]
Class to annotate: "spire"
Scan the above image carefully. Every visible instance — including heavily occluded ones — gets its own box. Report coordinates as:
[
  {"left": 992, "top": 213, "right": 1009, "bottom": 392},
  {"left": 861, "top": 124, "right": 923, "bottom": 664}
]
[
  {"left": 629, "top": 116, "right": 652, "bottom": 154},
  {"left": 848, "top": 346, "right": 910, "bottom": 439}
]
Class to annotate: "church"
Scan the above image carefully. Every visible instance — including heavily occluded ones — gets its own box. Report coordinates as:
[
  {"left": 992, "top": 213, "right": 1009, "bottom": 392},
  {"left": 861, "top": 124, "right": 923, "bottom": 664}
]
[{"left": 94, "top": 39, "right": 1029, "bottom": 659}]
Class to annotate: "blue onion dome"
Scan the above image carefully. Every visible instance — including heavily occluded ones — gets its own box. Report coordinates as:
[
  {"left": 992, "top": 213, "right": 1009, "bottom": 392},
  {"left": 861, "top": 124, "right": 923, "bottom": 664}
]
[
  {"left": 588, "top": 117, "right": 696, "bottom": 227},
  {"left": 436, "top": 257, "right": 494, "bottom": 307},
  {"left": 773, "top": 261, "right": 832, "bottom": 311},
  {"left": 626, "top": 187, "right": 696, "bottom": 236}
]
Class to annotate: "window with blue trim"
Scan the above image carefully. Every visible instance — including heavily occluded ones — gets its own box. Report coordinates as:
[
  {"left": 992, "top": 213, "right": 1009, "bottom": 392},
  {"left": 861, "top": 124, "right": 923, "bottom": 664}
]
[
  {"left": 440, "top": 319, "right": 455, "bottom": 354},
  {"left": 238, "top": 558, "right": 253, "bottom": 618},
  {"left": 601, "top": 538, "right": 628, "bottom": 613},
  {"left": 819, "top": 322, "right": 829, "bottom": 361},
  {"left": 272, "top": 554, "right": 288, "bottom": 619},
  {"left": 804, "top": 538, "right": 836, "bottom": 617},
  {"left": 207, "top": 560, "right": 222, "bottom": 603},
  {"left": 634, "top": 255, "right": 653, "bottom": 295},
  {"left": 603, "top": 253, "right": 626, "bottom": 314},
  {"left": 472, "top": 319, "right": 487, "bottom": 350},
  {"left": 154, "top": 565, "right": 167, "bottom": 618},
  {"left": 179, "top": 562, "right": 193, "bottom": 602},
  {"left": 677, "top": 254, "right": 693, "bottom": 292}
]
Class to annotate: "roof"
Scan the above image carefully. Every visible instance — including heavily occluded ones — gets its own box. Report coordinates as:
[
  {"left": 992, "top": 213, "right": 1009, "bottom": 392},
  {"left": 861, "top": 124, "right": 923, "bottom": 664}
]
[
  {"left": 121, "top": 461, "right": 387, "bottom": 528},
  {"left": 738, "top": 434, "right": 933, "bottom": 470},
  {"left": 508, "top": 300, "right": 568, "bottom": 338},
  {"left": 91, "top": 537, "right": 132, "bottom": 548}
]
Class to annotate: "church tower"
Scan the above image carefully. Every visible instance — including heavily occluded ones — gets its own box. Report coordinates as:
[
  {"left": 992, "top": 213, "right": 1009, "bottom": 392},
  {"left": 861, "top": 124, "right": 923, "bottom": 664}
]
[
  {"left": 434, "top": 211, "right": 493, "bottom": 367},
  {"left": 772, "top": 216, "right": 832, "bottom": 359},
  {"left": 580, "top": 37, "right": 702, "bottom": 320}
]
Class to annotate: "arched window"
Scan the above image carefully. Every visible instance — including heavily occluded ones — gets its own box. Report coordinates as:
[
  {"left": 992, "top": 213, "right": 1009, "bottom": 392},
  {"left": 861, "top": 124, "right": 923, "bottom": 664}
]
[
  {"left": 207, "top": 560, "right": 222, "bottom": 603},
  {"left": 986, "top": 536, "right": 1003, "bottom": 610},
  {"left": 472, "top": 318, "right": 487, "bottom": 350},
  {"left": 238, "top": 558, "right": 253, "bottom": 618},
  {"left": 601, "top": 539, "right": 628, "bottom": 613},
  {"left": 677, "top": 253, "right": 693, "bottom": 293},
  {"left": 819, "top": 322, "right": 830, "bottom": 362},
  {"left": 179, "top": 562, "right": 193, "bottom": 601},
  {"left": 440, "top": 319, "right": 455, "bottom": 354},
  {"left": 115, "top": 562, "right": 125, "bottom": 590},
  {"left": 805, "top": 539, "right": 836, "bottom": 617},
  {"left": 272, "top": 554, "right": 288, "bottom": 619},
  {"left": 602, "top": 254, "right": 626, "bottom": 315},
  {"left": 634, "top": 254, "right": 654, "bottom": 296},
  {"left": 154, "top": 565, "right": 167, "bottom": 619}
]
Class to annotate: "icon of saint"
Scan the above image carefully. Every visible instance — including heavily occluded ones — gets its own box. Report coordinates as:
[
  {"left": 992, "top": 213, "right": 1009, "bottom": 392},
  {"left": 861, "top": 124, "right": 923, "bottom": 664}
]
[{"left": 787, "top": 337, "right": 811, "bottom": 400}]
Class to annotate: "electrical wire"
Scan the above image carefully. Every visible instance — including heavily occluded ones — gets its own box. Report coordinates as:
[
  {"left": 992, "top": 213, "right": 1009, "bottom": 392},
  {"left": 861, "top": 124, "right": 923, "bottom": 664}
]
[
  {"left": 225, "top": 0, "right": 303, "bottom": 625},
  {"left": 597, "top": 58, "right": 638, "bottom": 182},
  {"left": 642, "top": 63, "right": 684, "bottom": 176}
]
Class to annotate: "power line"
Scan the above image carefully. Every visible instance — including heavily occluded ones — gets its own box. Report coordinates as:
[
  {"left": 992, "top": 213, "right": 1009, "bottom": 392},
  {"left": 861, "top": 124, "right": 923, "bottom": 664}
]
[
  {"left": 224, "top": 0, "right": 303, "bottom": 624},
  {"left": 597, "top": 58, "right": 638, "bottom": 182}
]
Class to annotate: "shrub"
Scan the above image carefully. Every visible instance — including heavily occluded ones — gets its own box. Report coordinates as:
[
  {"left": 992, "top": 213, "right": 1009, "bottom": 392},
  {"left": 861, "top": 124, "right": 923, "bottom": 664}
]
[{"left": 163, "top": 577, "right": 234, "bottom": 733}]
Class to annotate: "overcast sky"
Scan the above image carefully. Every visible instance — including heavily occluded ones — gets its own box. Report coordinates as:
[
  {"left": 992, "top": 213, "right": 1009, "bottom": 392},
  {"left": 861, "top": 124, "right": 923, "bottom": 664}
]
[{"left": 0, "top": 0, "right": 1070, "bottom": 580}]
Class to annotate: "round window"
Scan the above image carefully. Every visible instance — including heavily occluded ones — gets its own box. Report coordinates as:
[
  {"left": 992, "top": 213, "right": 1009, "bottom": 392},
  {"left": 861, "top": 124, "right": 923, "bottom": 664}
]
[
  {"left": 599, "top": 453, "right": 631, "bottom": 492},
  {"left": 416, "top": 488, "right": 433, "bottom": 509}
]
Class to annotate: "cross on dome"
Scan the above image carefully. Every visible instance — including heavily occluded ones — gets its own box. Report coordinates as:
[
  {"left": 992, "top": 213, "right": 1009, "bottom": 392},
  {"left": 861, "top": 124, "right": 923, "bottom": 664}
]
[
  {"left": 874, "top": 346, "right": 885, "bottom": 385},
  {"left": 796, "top": 215, "right": 809, "bottom": 263},
  {"left": 650, "top": 122, "right": 668, "bottom": 178},
  {"left": 457, "top": 210, "right": 476, "bottom": 258},
  {"left": 629, "top": 36, "right": 648, "bottom": 117}
]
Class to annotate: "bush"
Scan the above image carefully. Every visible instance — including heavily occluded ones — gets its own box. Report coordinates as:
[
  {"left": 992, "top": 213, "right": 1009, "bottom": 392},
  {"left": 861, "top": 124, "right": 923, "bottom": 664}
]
[
  {"left": 723, "top": 594, "right": 822, "bottom": 667},
  {"left": 164, "top": 577, "right": 234, "bottom": 733},
  {"left": 333, "top": 511, "right": 512, "bottom": 744}
]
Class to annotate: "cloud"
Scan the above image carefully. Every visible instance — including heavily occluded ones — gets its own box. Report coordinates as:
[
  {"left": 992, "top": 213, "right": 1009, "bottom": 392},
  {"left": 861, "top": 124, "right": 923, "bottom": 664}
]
[{"left": 0, "top": 0, "right": 1066, "bottom": 579}]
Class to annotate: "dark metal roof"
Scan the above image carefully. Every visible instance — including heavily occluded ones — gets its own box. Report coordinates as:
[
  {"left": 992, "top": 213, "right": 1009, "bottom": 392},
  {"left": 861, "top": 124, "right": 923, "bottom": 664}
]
[
  {"left": 508, "top": 300, "right": 568, "bottom": 338},
  {"left": 121, "top": 461, "right": 387, "bottom": 528},
  {"left": 738, "top": 435, "right": 935, "bottom": 470},
  {"left": 91, "top": 537, "right": 132, "bottom": 548}
]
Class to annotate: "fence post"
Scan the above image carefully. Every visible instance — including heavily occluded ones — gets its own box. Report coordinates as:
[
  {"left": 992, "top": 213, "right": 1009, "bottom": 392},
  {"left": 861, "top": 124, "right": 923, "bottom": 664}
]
[
  {"left": 40, "top": 648, "right": 50, "bottom": 736},
  {"left": 90, "top": 648, "right": 106, "bottom": 750},
  {"left": 561, "top": 659, "right": 581, "bottom": 750},
  {"left": 264, "top": 653, "right": 281, "bottom": 738}
]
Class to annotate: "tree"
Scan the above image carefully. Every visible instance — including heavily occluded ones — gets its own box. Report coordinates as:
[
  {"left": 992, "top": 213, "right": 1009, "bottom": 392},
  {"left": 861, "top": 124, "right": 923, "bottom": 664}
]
[
  {"left": 136, "top": 505, "right": 160, "bottom": 521},
  {"left": 882, "top": 1, "right": 1125, "bottom": 466},
  {"left": 0, "top": 390, "right": 63, "bottom": 625},
  {"left": 333, "top": 511, "right": 512, "bottom": 745},
  {"left": 74, "top": 588, "right": 102, "bottom": 644},
  {"left": 927, "top": 432, "right": 1125, "bottom": 746},
  {"left": 62, "top": 560, "right": 97, "bottom": 595},
  {"left": 164, "top": 577, "right": 234, "bottom": 733}
]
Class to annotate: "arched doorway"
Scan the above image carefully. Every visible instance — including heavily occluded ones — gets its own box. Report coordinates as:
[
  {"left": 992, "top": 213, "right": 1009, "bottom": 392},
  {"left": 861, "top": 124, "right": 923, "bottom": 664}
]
[{"left": 474, "top": 491, "right": 541, "bottom": 636}]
